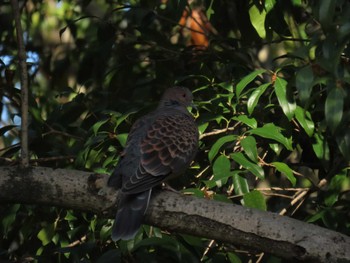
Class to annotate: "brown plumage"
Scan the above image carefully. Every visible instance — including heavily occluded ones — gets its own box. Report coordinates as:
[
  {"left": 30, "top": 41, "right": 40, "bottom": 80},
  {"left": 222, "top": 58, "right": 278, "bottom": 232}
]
[{"left": 108, "top": 86, "right": 198, "bottom": 241}]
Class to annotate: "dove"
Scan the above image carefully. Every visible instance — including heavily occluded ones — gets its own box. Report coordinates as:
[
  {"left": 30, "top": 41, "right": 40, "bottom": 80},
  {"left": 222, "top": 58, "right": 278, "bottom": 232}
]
[{"left": 108, "top": 86, "right": 198, "bottom": 241}]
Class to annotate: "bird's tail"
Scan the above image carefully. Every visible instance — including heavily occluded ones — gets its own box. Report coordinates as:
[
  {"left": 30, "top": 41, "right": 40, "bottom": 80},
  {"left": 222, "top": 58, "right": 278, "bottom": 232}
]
[{"left": 111, "top": 189, "right": 152, "bottom": 241}]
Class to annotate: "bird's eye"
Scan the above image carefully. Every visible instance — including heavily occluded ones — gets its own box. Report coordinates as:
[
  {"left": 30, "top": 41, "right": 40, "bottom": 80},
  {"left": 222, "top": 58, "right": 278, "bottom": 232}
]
[{"left": 182, "top": 93, "right": 186, "bottom": 97}]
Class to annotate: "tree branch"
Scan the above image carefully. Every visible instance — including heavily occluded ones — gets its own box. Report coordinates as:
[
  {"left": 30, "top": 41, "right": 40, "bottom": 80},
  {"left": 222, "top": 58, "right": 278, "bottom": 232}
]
[
  {"left": 0, "top": 166, "right": 349, "bottom": 263},
  {"left": 11, "top": 0, "right": 29, "bottom": 167}
]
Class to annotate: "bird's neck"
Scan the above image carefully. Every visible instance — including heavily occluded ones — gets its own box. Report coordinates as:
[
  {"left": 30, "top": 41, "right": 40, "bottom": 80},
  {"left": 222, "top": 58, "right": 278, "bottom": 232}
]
[
  {"left": 159, "top": 99, "right": 183, "bottom": 108},
  {"left": 158, "top": 100, "right": 189, "bottom": 114}
]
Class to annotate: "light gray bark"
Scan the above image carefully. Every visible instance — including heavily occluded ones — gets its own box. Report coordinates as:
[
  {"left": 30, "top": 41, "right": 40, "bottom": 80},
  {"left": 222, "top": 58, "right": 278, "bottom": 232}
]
[{"left": 0, "top": 166, "right": 349, "bottom": 263}]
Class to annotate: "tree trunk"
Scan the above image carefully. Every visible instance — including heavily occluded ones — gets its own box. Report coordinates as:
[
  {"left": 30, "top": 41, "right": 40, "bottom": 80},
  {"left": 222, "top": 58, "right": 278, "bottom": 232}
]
[{"left": 0, "top": 166, "right": 349, "bottom": 263}]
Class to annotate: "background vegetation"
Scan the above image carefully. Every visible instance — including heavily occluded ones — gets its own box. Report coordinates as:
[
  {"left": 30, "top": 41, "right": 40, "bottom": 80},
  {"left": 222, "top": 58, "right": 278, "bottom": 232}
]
[{"left": 1, "top": 0, "right": 349, "bottom": 262}]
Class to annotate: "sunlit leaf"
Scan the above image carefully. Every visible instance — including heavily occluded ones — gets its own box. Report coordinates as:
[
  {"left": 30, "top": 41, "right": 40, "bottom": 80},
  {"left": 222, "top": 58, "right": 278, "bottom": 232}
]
[
  {"left": 249, "top": 5, "right": 266, "bottom": 38},
  {"left": 231, "top": 152, "right": 264, "bottom": 179},
  {"left": 208, "top": 135, "right": 237, "bottom": 162},
  {"left": 272, "top": 162, "right": 296, "bottom": 186},
  {"left": 92, "top": 118, "right": 109, "bottom": 135},
  {"left": 274, "top": 77, "right": 296, "bottom": 121},
  {"left": 241, "top": 136, "right": 258, "bottom": 162},
  {"left": 236, "top": 69, "right": 266, "bottom": 99},
  {"left": 264, "top": 0, "right": 276, "bottom": 12},
  {"left": 243, "top": 190, "right": 266, "bottom": 211},
  {"left": 116, "top": 133, "right": 128, "bottom": 148},
  {"left": 64, "top": 210, "right": 77, "bottom": 221},
  {"left": 213, "top": 155, "right": 231, "bottom": 187},
  {"left": 295, "top": 106, "right": 314, "bottom": 137},
  {"left": 206, "top": 0, "right": 215, "bottom": 20},
  {"left": 233, "top": 115, "right": 257, "bottom": 129},
  {"left": 247, "top": 83, "right": 270, "bottom": 115},
  {"left": 249, "top": 123, "right": 293, "bottom": 150},
  {"left": 37, "top": 224, "right": 55, "bottom": 246},
  {"left": 312, "top": 132, "right": 330, "bottom": 168},
  {"left": 232, "top": 171, "right": 249, "bottom": 195},
  {"left": 198, "top": 122, "right": 209, "bottom": 134}
]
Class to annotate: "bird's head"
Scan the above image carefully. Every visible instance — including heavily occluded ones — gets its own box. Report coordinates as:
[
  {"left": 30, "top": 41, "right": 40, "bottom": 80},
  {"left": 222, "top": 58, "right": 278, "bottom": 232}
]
[{"left": 159, "top": 86, "right": 195, "bottom": 109}]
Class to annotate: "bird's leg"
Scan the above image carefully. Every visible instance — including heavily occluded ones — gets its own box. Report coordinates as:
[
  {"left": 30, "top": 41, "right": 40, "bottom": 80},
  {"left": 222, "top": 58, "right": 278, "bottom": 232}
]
[{"left": 161, "top": 183, "right": 180, "bottom": 193}]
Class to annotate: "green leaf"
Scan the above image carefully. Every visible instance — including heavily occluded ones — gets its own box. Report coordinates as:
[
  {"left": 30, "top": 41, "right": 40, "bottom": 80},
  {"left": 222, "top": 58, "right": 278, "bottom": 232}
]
[
  {"left": 198, "top": 122, "right": 209, "bottom": 134},
  {"left": 37, "top": 223, "right": 55, "bottom": 246},
  {"left": 2, "top": 204, "right": 20, "bottom": 235},
  {"left": 272, "top": 162, "right": 296, "bottom": 186},
  {"left": 241, "top": 136, "right": 258, "bottom": 162},
  {"left": 325, "top": 173, "right": 349, "bottom": 207},
  {"left": 231, "top": 152, "right": 264, "bottom": 179},
  {"left": 115, "top": 110, "right": 137, "bottom": 129},
  {"left": 325, "top": 87, "right": 344, "bottom": 133},
  {"left": 116, "top": 133, "right": 128, "bottom": 147},
  {"left": 312, "top": 132, "right": 330, "bottom": 167},
  {"left": 307, "top": 210, "right": 326, "bottom": 223},
  {"left": 296, "top": 66, "right": 314, "bottom": 104},
  {"left": 227, "top": 252, "right": 242, "bottom": 263},
  {"left": 319, "top": 0, "right": 336, "bottom": 30},
  {"left": 232, "top": 171, "right": 249, "bottom": 195},
  {"left": 295, "top": 106, "right": 314, "bottom": 137},
  {"left": 236, "top": 69, "right": 266, "bottom": 99},
  {"left": 65, "top": 210, "right": 77, "bottom": 221},
  {"left": 292, "top": 0, "right": 302, "bottom": 5},
  {"left": 208, "top": 135, "right": 237, "bottom": 162},
  {"left": 206, "top": 0, "right": 215, "bottom": 20},
  {"left": 247, "top": 83, "right": 270, "bottom": 115},
  {"left": 249, "top": 5, "right": 266, "bottom": 38},
  {"left": 213, "top": 155, "right": 231, "bottom": 187},
  {"left": 249, "top": 123, "right": 293, "bottom": 150},
  {"left": 92, "top": 118, "right": 109, "bottom": 135},
  {"left": 274, "top": 77, "right": 296, "bottom": 121},
  {"left": 243, "top": 190, "right": 266, "bottom": 211},
  {"left": 336, "top": 130, "right": 350, "bottom": 161},
  {"left": 233, "top": 115, "right": 257, "bottom": 129},
  {"left": 264, "top": 0, "right": 276, "bottom": 12}
]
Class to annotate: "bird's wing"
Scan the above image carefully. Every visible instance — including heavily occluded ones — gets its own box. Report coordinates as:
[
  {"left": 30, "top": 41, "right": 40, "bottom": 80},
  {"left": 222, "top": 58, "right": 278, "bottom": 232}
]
[{"left": 122, "top": 113, "right": 198, "bottom": 194}]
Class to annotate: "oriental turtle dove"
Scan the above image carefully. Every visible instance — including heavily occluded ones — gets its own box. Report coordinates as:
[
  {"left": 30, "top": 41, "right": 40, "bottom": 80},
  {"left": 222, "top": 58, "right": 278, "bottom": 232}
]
[{"left": 108, "top": 86, "right": 198, "bottom": 241}]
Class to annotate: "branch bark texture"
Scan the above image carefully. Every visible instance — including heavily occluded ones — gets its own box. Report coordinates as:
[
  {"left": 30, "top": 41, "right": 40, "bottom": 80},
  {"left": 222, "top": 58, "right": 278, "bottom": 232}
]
[{"left": 0, "top": 166, "right": 349, "bottom": 263}]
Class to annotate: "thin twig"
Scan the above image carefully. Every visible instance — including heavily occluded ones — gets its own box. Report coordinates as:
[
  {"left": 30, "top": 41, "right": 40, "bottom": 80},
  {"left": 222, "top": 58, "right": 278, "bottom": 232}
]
[
  {"left": 256, "top": 252, "right": 264, "bottom": 263},
  {"left": 200, "top": 122, "right": 240, "bottom": 139},
  {"left": 201, "top": 239, "right": 216, "bottom": 261},
  {"left": 279, "top": 189, "right": 308, "bottom": 216},
  {"left": 11, "top": 0, "right": 29, "bottom": 167},
  {"left": 260, "top": 192, "right": 294, "bottom": 199},
  {"left": 255, "top": 187, "right": 309, "bottom": 192},
  {"left": 30, "top": 156, "right": 76, "bottom": 163},
  {"left": 65, "top": 235, "right": 87, "bottom": 248}
]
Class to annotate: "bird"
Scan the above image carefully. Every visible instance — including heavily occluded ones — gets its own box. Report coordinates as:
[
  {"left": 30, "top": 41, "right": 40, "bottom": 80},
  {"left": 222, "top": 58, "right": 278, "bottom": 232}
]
[{"left": 107, "top": 86, "right": 198, "bottom": 241}]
